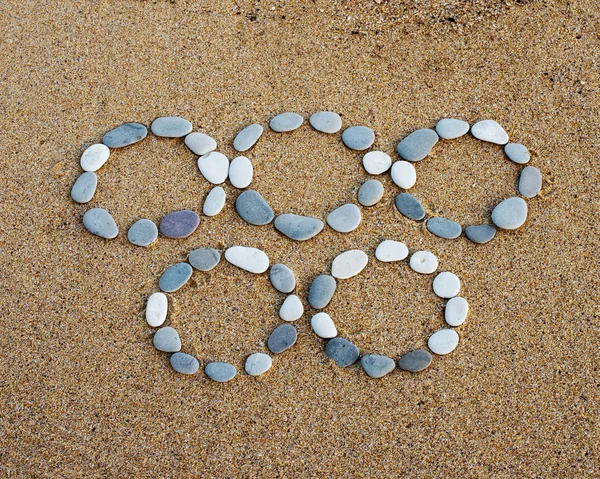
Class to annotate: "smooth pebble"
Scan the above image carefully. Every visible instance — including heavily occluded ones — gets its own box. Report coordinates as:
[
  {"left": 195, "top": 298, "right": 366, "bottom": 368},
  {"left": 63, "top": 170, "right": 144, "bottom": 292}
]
[
  {"left": 159, "top": 210, "right": 199, "bottom": 238},
  {"left": 362, "top": 151, "right": 392, "bottom": 175},
  {"left": 375, "top": 240, "right": 409, "bottom": 262},
  {"left": 361, "top": 354, "right": 395, "bottom": 378},
  {"left": 127, "top": 219, "right": 158, "bottom": 247},
  {"left": 80, "top": 144, "right": 110, "bottom": 172},
  {"left": 311, "top": 312, "right": 337, "bottom": 339},
  {"left": 270, "top": 264, "right": 296, "bottom": 293},
  {"left": 188, "top": 248, "right": 221, "bottom": 271},
  {"left": 519, "top": 166, "right": 542, "bottom": 198},
  {"left": 409, "top": 251, "right": 438, "bottom": 274},
  {"left": 228, "top": 156, "right": 253, "bottom": 189},
  {"left": 103, "top": 122, "right": 147, "bottom": 148},
  {"left": 71, "top": 172, "right": 97, "bottom": 203},
  {"left": 233, "top": 124, "right": 263, "bottom": 152},
  {"left": 445, "top": 296, "right": 469, "bottom": 327},
  {"left": 325, "top": 338, "right": 359, "bottom": 367},
  {"left": 465, "top": 225, "right": 497, "bottom": 244},
  {"left": 279, "top": 295, "right": 304, "bottom": 322},
  {"left": 235, "top": 190, "right": 274, "bottom": 226},
  {"left": 395, "top": 193, "right": 425, "bottom": 221},
  {"left": 357, "top": 180, "right": 384, "bottom": 207},
  {"left": 270, "top": 112, "right": 303, "bottom": 132},
  {"left": 146, "top": 292, "right": 168, "bottom": 327},
  {"left": 433, "top": 272, "right": 461, "bottom": 298},
  {"left": 274, "top": 214, "right": 324, "bottom": 241},
  {"left": 396, "top": 129, "right": 439, "bottom": 162},
  {"left": 83, "top": 208, "right": 118, "bottom": 239},
  {"left": 436, "top": 118, "right": 470, "bottom": 139},
  {"left": 203, "top": 187, "right": 226, "bottom": 216},
  {"left": 398, "top": 350, "right": 432, "bottom": 372},
  {"left": 326, "top": 204, "right": 362, "bottom": 233},
  {"left": 428, "top": 329, "right": 459, "bottom": 355},
  {"left": 197, "top": 151, "right": 229, "bottom": 185},
  {"left": 308, "top": 275, "right": 337, "bottom": 309},
  {"left": 309, "top": 111, "right": 342, "bottom": 134},
  {"left": 504, "top": 143, "right": 530, "bottom": 164},
  {"left": 471, "top": 120, "right": 509, "bottom": 145},
  {"left": 185, "top": 132, "right": 217, "bottom": 156},
  {"left": 245, "top": 353, "right": 272, "bottom": 376},
  {"left": 331, "top": 250, "right": 368, "bottom": 279},
  {"left": 205, "top": 362, "right": 237, "bottom": 382},
  {"left": 225, "top": 246, "right": 269, "bottom": 274},
  {"left": 426, "top": 217, "right": 462, "bottom": 239},
  {"left": 391, "top": 161, "right": 417, "bottom": 189},
  {"left": 491, "top": 197, "right": 528, "bottom": 230},
  {"left": 150, "top": 116, "right": 192, "bottom": 138},
  {"left": 170, "top": 353, "right": 199, "bottom": 375},
  {"left": 153, "top": 327, "right": 181, "bottom": 353},
  {"left": 267, "top": 324, "right": 297, "bottom": 354},
  {"left": 159, "top": 263, "right": 193, "bottom": 293},
  {"left": 341, "top": 126, "right": 375, "bottom": 151}
]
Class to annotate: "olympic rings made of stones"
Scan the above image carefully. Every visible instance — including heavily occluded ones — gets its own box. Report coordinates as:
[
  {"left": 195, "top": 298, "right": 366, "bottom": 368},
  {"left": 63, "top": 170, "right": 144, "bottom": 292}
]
[{"left": 307, "top": 240, "right": 468, "bottom": 378}]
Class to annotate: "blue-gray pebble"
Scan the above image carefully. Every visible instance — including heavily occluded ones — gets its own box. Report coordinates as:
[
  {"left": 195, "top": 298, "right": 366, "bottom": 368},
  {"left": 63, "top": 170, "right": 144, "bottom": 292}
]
[
  {"left": 309, "top": 111, "right": 342, "bottom": 134},
  {"left": 341, "top": 126, "right": 375, "bottom": 151},
  {"left": 397, "top": 349, "right": 432, "bottom": 372},
  {"left": 270, "top": 112, "right": 303, "bottom": 132},
  {"left": 361, "top": 354, "right": 396, "bottom": 378},
  {"left": 71, "top": 172, "right": 98, "bottom": 204},
  {"left": 83, "top": 208, "right": 119, "bottom": 239},
  {"left": 518, "top": 166, "right": 542, "bottom": 198},
  {"left": 308, "top": 275, "right": 337, "bottom": 309},
  {"left": 233, "top": 124, "right": 263, "bottom": 152},
  {"left": 188, "top": 248, "right": 221, "bottom": 271},
  {"left": 325, "top": 338, "right": 360, "bottom": 367},
  {"left": 150, "top": 116, "right": 193, "bottom": 138},
  {"left": 127, "top": 219, "right": 158, "bottom": 247},
  {"left": 205, "top": 362, "right": 237, "bottom": 382},
  {"left": 326, "top": 204, "right": 362, "bottom": 233},
  {"left": 435, "top": 119, "right": 470, "bottom": 140},
  {"left": 267, "top": 324, "right": 297, "bottom": 354},
  {"left": 491, "top": 197, "right": 528, "bottom": 230},
  {"left": 465, "top": 225, "right": 497, "bottom": 244},
  {"left": 426, "top": 217, "right": 462, "bottom": 239},
  {"left": 269, "top": 264, "right": 296, "bottom": 293},
  {"left": 102, "top": 122, "right": 147, "bottom": 148},
  {"left": 170, "top": 352, "right": 200, "bottom": 374},
  {"left": 396, "top": 129, "right": 439, "bottom": 162},
  {"left": 274, "top": 214, "right": 324, "bottom": 241},
  {"left": 357, "top": 179, "right": 384, "bottom": 207},
  {"left": 504, "top": 143, "right": 530, "bottom": 164},
  {"left": 153, "top": 327, "right": 181, "bottom": 353},
  {"left": 159, "top": 262, "right": 193, "bottom": 293},
  {"left": 395, "top": 193, "right": 425, "bottom": 221},
  {"left": 235, "top": 190, "right": 274, "bottom": 226}
]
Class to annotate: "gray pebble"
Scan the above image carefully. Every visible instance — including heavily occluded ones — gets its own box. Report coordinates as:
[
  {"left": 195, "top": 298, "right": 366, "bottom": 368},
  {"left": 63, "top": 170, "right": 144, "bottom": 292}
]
[
  {"left": 267, "top": 324, "right": 297, "bottom": 354},
  {"left": 308, "top": 275, "right": 337, "bottom": 309},
  {"left": 235, "top": 190, "right": 274, "bottom": 225},
  {"left": 153, "top": 327, "right": 181, "bottom": 353},
  {"left": 274, "top": 213, "right": 324, "bottom": 241},
  {"left": 102, "top": 122, "right": 147, "bottom": 148},
  {"left": 233, "top": 123, "right": 263, "bottom": 152},
  {"left": 159, "top": 210, "right": 200, "bottom": 239},
  {"left": 397, "top": 349, "right": 432, "bottom": 372},
  {"left": 71, "top": 172, "right": 97, "bottom": 204},
  {"left": 491, "top": 197, "right": 528, "bottom": 230},
  {"left": 326, "top": 204, "right": 362, "bottom": 233},
  {"left": 341, "top": 126, "right": 375, "bottom": 151},
  {"left": 83, "top": 208, "right": 118, "bottom": 239},
  {"left": 357, "top": 179, "right": 384, "bottom": 207},
  {"left": 188, "top": 248, "right": 221, "bottom": 271},
  {"left": 394, "top": 193, "right": 425, "bottom": 221},
  {"left": 245, "top": 353, "right": 272, "bottom": 376},
  {"left": 185, "top": 132, "right": 217, "bottom": 156},
  {"left": 205, "top": 362, "right": 237, "bottom": 382},
  {"left": 159, "top": 262, "right": 193, "bottom": 293},
  {"left": 270, "top": 112, "right": 303, "bottom": 132},
  {"left": 361, "top": 354, "right": 396, "bottom": 378},
  {"left": 170, "top": 352, "right": 200, "bottom": 374},
  {"left": 396, "top": 129, "right": 439, "bottom": 162},
  {"left": 270, "top": 264, "right": 296, "bottom": 293},
  {"left": 519, "top": 166, "right": 542, "bottom": 198},
  {"left": 150, "top": 116, "right": 192, "bottom": 138},
  {"left": 504, "top": 143, "right": 530, "bottom": 164},
  {"left": 325, "top": 338, "right": 359, "bottom": 367},
  {"left": 426, "top": 217, "right": 462, "bottom": 239},
  {"left": 127, "top": 219, "right": 158, "bottom": 247},
  {"left": 435, "top": 119, "right": 470, "bottom": 140},
  {"left": 465, "top": 225, "right": 497, "bottom": 244},
  {"left": 309, "top": 111, "right": 342, "bottom": 134}
]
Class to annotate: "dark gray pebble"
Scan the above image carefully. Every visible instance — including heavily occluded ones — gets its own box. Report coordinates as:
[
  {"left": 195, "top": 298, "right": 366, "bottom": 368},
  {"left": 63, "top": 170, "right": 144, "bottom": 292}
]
[
  {"left": 274, "top": 214, "right": 324, "bottom": 241},
  {"left": 426, "top": 217, "right": 462, "bottom": 239},
  {"left": 159, "top": 262, "right": 193, "bottom": 293},
  {"left": 398, "top": 349, "right": 433, "bottom": 372},
  {"left": 465, "top": 225, "right": 497, "bottom": 244},
  {"left": 396, "top": 129, "right": 439, "bottom": 162},
  {"left": 188, "top": 248, "right": 221, "bottom": 271},
  {"left": 170, "top": 352, "right": 200, "bottom": 374},
  {"left": 102, "top": 122, "right": 147, "bottom": 148},
  {"left": 308, "top": 275, "right": 337, "bottom": 309},
  {"left": 267, "top": 324, "right": 297, "bottom": 354},
  {"left": 395, "top": 193, "right": 425, "bottom": 221},
  {"left": 325, "top": 338, "right": 360, "bottom": 367},
  {"left": 159, "top": 210, "right": 200, "bottom": 239},
  {"left": 269, "top": 264, "right": 296, "bottom": 293},
  {"left": 235, "top": 190, "right": 274, "bottom": 226}
]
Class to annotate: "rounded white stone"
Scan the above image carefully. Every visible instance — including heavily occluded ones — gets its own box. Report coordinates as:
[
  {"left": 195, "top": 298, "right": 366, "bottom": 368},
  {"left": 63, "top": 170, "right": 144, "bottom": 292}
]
[
  {"left": 471, "top": 120, "right": 509, "bottom": 145},
  {"left": 375, "top": 240, "right": 408, "bottom": 262},
  {"left": 80, "top": 144, "right": 110, "bottom": 172},
  {"left": 279, "top": 294, "right": 304, "bottom": 322},
  {"left": 311, "top": 312, "right": 337, "bottom": 339},
  {"left": 225, "top": 246, "right": 269, "bottom": 274},
  {"left": 331, "top": 250, "right": 368, "bottom": 279},
  {"left": 391, "top": 161, "right": 417, "bottom": 189},
  {"left": 409, "top": 251, "right": 438, "bottom": 274},
  {"left": 362, "top": 151, "right": 392, "bottom": 175},
  {"left": 197, "top": 152, "right": 229, "bottom": 185},
  {"left": 245, "top": 353, "right": 272, "bottom": 376},
  {"left": 445, "top": 296, "right": 469, "bottom": 327},
  {"left": 433, "top": 272, "right": 461, "bottom": 298},
  {"left": 185, "top": 132, "right": 217, "bottom": 156},
  {"left": 203, "top": 186, "right": 226, "bottom": 216},
  {"left": 228, "top": 156, "right": 253, "bottom": 189},
  {"left": 146, "top": 292, "right": 168, "bottom": 327},
  {"left": 428, "top": 329, "right": 459, "bottom": 355}
]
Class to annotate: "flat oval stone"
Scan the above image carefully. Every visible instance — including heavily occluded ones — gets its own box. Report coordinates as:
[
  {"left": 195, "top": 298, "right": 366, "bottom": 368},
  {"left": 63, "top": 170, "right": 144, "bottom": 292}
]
[
  {"left": 235, "top": 190, "right": 274, "bottom": 226},
  {"left": 279, "top": 294, "right": 303, "bottom": 322},
  {"left": 197, "top": 151, "right": 229, "bottom": 185},
  {"left": 396, "top": 129, "right": 439, "bottom": 162},
  {"left": 362, "top": 151, "right": 392, "bottom": 175},
  {"left": 433, "top": 271, "right": 461, "bottom": 298},
  {"left": 270, "top": 264, "right": 296, "bottom": 293},
  {"left": 159, "top": 210, "right": 200, "bottom": 238},
  {"left": 83, "top": 208, "right": 118, "bottom": 239},
  {"left": 127, "top": 219, "right": 158, "bottom": 247},
  {"left": 150, "top": 116, "right": 192, "bottom": 138},
  {"left": 225, "top": 246, "right": 269, "bottom": 274},
  {"left": 331, "top": 250, "right": 368, "bottom": 279},
  {"left": 71, "top": 172, "right": 98, "bottom": 203},
  {"left": 274, "top": 214, "right": 324, "bottom": 241},
  {"left": 358, "top": 180, "right": 384, "bottom": 207},
  {"left": 436, "top": 118, "right": 470, "bottom": 139},
  {"left": 341, "top": 126, "right": 375, "bottom": 151},
  {"left": 428, "top": 329, "right": 459, "bottom": 355},
  {"left": 465, "top": 224, "right": 497, "bottom": 244},
  {"left": 205, "top": 362, "right": 237, "bottom": 382},
  {"left": 80, "top": 144, "right": 110, "bottom": 172},
  {"left": 325, "top": 338, "right": 359, "bottom": 367},
  {"left": 519, "top": 166, "right": 542, "bottom": 198},
  {"left": 146, "top": 292, "right": 168, "bottom": 327},
  {"left": 409, "top": 251, "right": 438, "bottom": 274},
  {"left": 203, "top": 186, "right": 226, "bottom": 216},
  {"left": 309, "top": 111, "right": 342, "bottom": 134},
  {"left": 270, "top": 112, "right": 303, "bottom": 132},
  {"left": 308, "top": 275, "right": 337, "bottom": 309},
  {"left": 471, "top": 120, "right": 508, "bottom": 145},
  {"left": 267, "top": 324, "right": 297, "bottom": 354},
  {"left": 233, "top": 123, "right": 263, "bottom": 152},
  {"left": 398, "top": 349, "right": 432, "bottom": 372},
  {"left": 361, "top": 354, "right": 395, "bottom": 378},
  {"left": 311, "top": 312, "right": 337, "bottom": 338},
  {"left": 326, "top": 204, "right": 362, "bottom": 233},
  {"left": 375, "top": 240, "right": 408, "bottom": 262},
  {"left": 491, "top": 197, "right": 528, "bottom": 230},
  {"left": 189, "top": 248, "right": 220, "bottom": 271},
  {"left": 170, "top": 352, "right": 200, "bottom": 375},
  {"left": 426, "top": 217, "right": 462, "bottom": 239},
  {"left": 245, "top": 353, "right": 272, "bottom": 376},
  {"left": 153, "top": 326, "right": 181, "bottom": 353},
  {"left": 159, "top": 262, "right": 193, "bottom": 293},
  {"left": 504, "top": 143, "right": 530, "bottom": 164},
  {"left": 445, "top": 296, "right": 469, "bottom": 326},
  {"left": 228, "top": 156, "right": 253, "bottom": 189},
  {"left": 103, "top": 122, "right": 147, "bottom": 148},
  {"left": 395, "top": 193, "right": 425, "bottom": 221},
  {"left": 185, "top": 132, "right": 217, "bottom": 156},
  {"left": 391, "top": 161, "right": 417, "bottom": 189}
]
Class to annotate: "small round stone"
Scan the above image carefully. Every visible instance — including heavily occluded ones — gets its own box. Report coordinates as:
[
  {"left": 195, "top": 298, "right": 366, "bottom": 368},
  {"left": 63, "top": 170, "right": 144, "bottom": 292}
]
[
  {"left": 203, "top": 186, "right": 226, "bottom": 216},
  {"left": 409, "top": 251, "right": 438, "bottom": 274},
  {"left": 150, "top": 116, "right": 192, "bottom": 138},
  {"left": 519, "top": 166, "right": 542, "bottom": 198},
  {"left": 270, "top": 112, "right": 303, "bottom": 132},
  {"left": 357, "top": 180, "right": 384, "bottom": 207},
  {"left": 331, "top": 250, "right": 368, "bottom": 279},
  {"left": 170, "top": 353, "right": 200, "bottom": 375},
  {"left": 445, "top": 296, "right": 469, "bottom": 327},
  {"left": 103, "top": 122, "right": 147, "bottom": 148},
  {"left": 396, "top": 129, "right": 439, "bottom": 162},
  {"left": 325, "top": 338, "right": 359, "bottom": 367},
  {"left": 71, "top": 172, "right": 98, "bottom": 204},
  {"left": 205, "top": 362, "right": 237, "bottom": 382},
  {"left": 235, "top": 190, "right": 274, "bottom": 226},
  {"left": 197, "top": 151, "right": 229, "bottom": 185},
  {"left": 433, "top": 272, "right": 461, "bottom": 299},
  {"left": 341, "top": 126, "right": 375, "bottom": 151},
  {"left": 426, "top": 217, "right": 462, "bottom": 239},
  {"left": 375, "top": 240, "right": 408, "bottom": 262},
  {"left": 159, "top": 263, "right": 193, "bottom": 293},
  {"left": 185, "top": 132, "right": 217, "bottom": 156},
  {"left": 274, "top": 214, "right": 324, "bottom": 241},
  {"left": 435, "top": 118, "right": 470, "bottom": 139},
  {"left": 153, "top": 326, "right": 181, "bottom": 353},
  {"left": 491, "top": 197, "right": 528, "bottom": 230},
  {"left": 270, "top": 264, "right": 296, "bottom": 293},
  {"left": 146, "top": 292, "right": 168, "bottom": 327},
  {"left": 311, "top": 312, "right": 337, "bottom": 338},
  {"left": 228, "top": 156, "right": 253, "bottom": 189},
  {"left": 83, "top": 208, "right": 118, "bottom": 239},
  {"left": 465, "top": 225, "right": 497, "bottom": 244},
  {"left": 391, "top": 161, "right": 417, "bottom": 189},
  {"left": 80, "top": 144, "right": 110, "bottom": 172},
  {"left": 361, "top": 354, "right": 395, "bottom": 378},
  {"left": 471, "top": 120, "right": 509, "bottom": 145},
  {"left": 127, "top": 219, "right": 158, "bottom": 247},
  {"left": 245, "top": 353, "right": 272, "bottom": 376},
  {"left": 397, "top": 350, "right": 432, "bottom": 372},
  {"left": 395, "top": 193, "right": 425, "bottom": 221},
  {"left": 326, "top": 204, "right": 362, "bottom": 233},
  {"left": 159, "top": 210, "right": 200, "bottom": 239},
  {"left": 428, "top": 329, "right": 459, "bottom": 355},
  {"left": 188, "top": 248, "right": 220, "bottom": 272},
  {"left": 504, "top": 143, "right": 530, "bottom": 164},
  {"left": 362, "top": 151, "right": 392, "bottom": 175},
  {"left": 309, "top": 111, "right": 342, "bottom": 134},
  {"left": 308, "top": 275, "right": 337, "bottom": 309},
  {"left": 224, "top": 246, "right": 269, "bottom": 274},
  {"left": 267, "top": 324, "right": 297, "bottom": 354},
  {"left": 279, "top": 295, "right": 304, "bottom": 322},
  {"left": 233, "top": 123, "right": 263, "bottom": 152}
]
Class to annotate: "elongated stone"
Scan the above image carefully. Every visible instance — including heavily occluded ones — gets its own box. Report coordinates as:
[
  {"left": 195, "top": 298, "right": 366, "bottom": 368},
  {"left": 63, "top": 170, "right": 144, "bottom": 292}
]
[
  {"left": 465, "top": 225, "right": 496, "bottom": 244},
  {"left": 203, "top": 186, "right": 226, "bottom": 216},
  {"left": 396, "top": 129, "right": 439, "bottom": 162},
  {"left": 279, "top": 295, "right": 303, "bottom": 322},
  {"left": 233, "top": 124, "right": 263, "bottom": 152},
  {"left": 426, "top": 217, "right": 462, "bottom": 239},
  {"left": 71, "top": 172, "right": 97, "bottom": 203},
  {"left": 331, "top": 250, "right": 368, "bottom": 279},
  {"left": 127, "top": 219, "right": 158, "bottom": 247},
  {"left": 309, "top": 111, "right": 342, "bottom": 134},
  {"left": 159, "top": 263, "right": 193, "bottom": 293},
  {"left": 358, "top": 179, "right": 384, "bottom": 207},
  {"left": 270, "top": 264, "right": 296, "bottom": 293},
  {"left": 471, "top": 120, "right": 508, "bottom": 145},
  {"left": 205, "top": 362, "right": 237, "bottom": 382},
  {"left": 228, "top": 156, "right": 253, "bottom": 189},
  {"left": 519, "top": 166, "right": 542, "bottom": 198},
  {"left": 225, "top": 246, "right": 269, "bottom": 274},
  {"left": 83, "top": 208, "right": 118, "bottom": 239},
  {"left": 428, "top": 329, "right": 459, "bottom": 355},
  {"left": 308, "top": 275, "right": 336, "bottom": 309},
  {"left": 325, "top": 338, "right": 359, "bottom": 367},
  {"left": 311, "top": 312, "right": 337, "bottom": 338},
  {"left": 236, "top": 190, "right": 274, "bottom": 226},
  {"left": 188, "top": 248, "right": 220, "bottom": 271},
  {"left": 267, "top": 324, "right": 297, "bottom": 354},
  {"left": 159, "top": 210, "right": 200, "bottom": 238},
  {"left": 274, "top": 214, "right": 324, "bottom": 241},
  {"left": 185, "top": 132, "right": 217, "bottom": 156},
  {"left": 341, "top": 126, "right": 375, "bottom": 151},
  {"left": 245, "top": 353, "right": 272, "bottom": 376},
  {"left": 150, "top": 116, "right": 192, "bottom": 138},
  {"left": 80, "top": 144, "right": 110, "bottom": 172},
  {"left": 153, "top": 327, "right": 181, "bottom": 353},
  {"left": 326, "top": 204, "right": 362, "bottom": 233},
  {"left": 270, "top": 112, "right": 303, "bottom": 132},
  {"left": 375, "top": 240, "right": 408, "bottom": 262},
  {"left": 395, "top": 193, "right": 425, "bottom": 221},
  {"left": 445, "top": 296, "right": 469, "bottom": 326},
  {"left": 436, "top": 118, "right": 469, "bottom": 139},
  {"left": 103, "top": 122, "right": 147, "bottom": 148},
  {"left": 362, "top": 151, "right": 392, "bottom": 175},
  {"left": 146, "top": 292, "right": 168, "bottom": 327},
  {"left": 170, "top": 353, "right": 200, "bottom": 375},
  {"left": 398, "top": 350, "right": 432, "bottom": 372},
  {"left": 197, "top": 152, "right": 229, "bottom": 185},
  {"left": 491, "top": 197, "right": 528, "bottom": 230},
  {"left": 504, "top": 143, "right": 530, "bottom": 164},
  {"left": 361, "top": 354, "right": 395, "bottom": 378}
]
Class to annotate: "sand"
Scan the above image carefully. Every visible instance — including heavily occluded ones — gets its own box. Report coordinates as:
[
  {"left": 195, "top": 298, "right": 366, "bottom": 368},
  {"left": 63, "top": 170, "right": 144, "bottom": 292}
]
[{"left": 1, "top": 0, "right": 599, "bottom": 477}]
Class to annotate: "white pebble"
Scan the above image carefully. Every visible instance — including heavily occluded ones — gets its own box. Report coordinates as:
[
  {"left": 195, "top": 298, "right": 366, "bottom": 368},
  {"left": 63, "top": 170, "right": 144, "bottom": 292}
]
[
  {"left": 279, "top": 295, "right": 304, "bottom": 322},
  {"left": 197, "top": 151, "right": 229, "bottom": 184},
  {"left": 228, "top": 156, "right": 253, "bottom": 189},
  {"left": 375, "top": 240, "right": 408, "bottom": 262},
  {"left": 331, "top": 250, "right": 368, "bottom": 279},
  {"left": 146, "top": 292, "right": 168, "bottom": 327},
  {"left": 185, "top": 132, "right": 217, "bottom": 156},
  {"left": 391, "top": 161, "right": 417, "bottom": 189},
  {"left": 445, "top": 297, "right": 469, "bottom": 326},
  {"left": 203, "top": 186, "right": 226, "bottom": 216},
  {"left": 432, "top": 272, "right": 461, "bottom": 298},
  {"left": 225, "top": 246, "right": 269, "bottom": 274},
  {"left": 311, "top": 312, "right": 338, "bottom": 339},
  {"left": 428, "top": 329, "right": 459, "bottom": 355},
  {"left": 409, "top": 251, "right": 438, "bottom": 274},
  {"left": 362, "top": 151, "right": 392, "bottom": 175},
  {"left": 80, "top": 144, "right": 110, "bottom": 172},
  {"left": 471, "top": 120, "right": 509, "bottom": 145}
]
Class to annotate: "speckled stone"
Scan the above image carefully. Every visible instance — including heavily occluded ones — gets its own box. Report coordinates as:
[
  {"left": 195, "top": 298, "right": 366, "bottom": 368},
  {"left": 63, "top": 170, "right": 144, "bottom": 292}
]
[
  {"left": 71, "top": 172, "right": 97, "bottom": 203},
  {"left": 428, "top": 329, "right": 459, "bottom": 355},
  {"left": 361, "top": 354, "right": 395, "bottom": 378},
  {"left": 445, "top": 296, "right": 469, "bottom": 327},
  {"left": 391, "top": 161, "right": 417, "bottom": 189},
  {"left": 465, "top": 225, "right": 497, "bottom": 244},
  {"left": 435, "top": 118, "right": 470, "bottom": 139},
  {"left": 341, "top": 126, "right": 375, "bottom": 151},
  {"left": 267, "top": 324, "right": 297, "bottom": 354},
  {"left": 471, "top": 120, "right": 509, "bottom": 145},
  {"left": 311, "top": 312, "right": 337, "bottom": 338},
  {"left": 170, "top": 353, "right": 200, "bottom": 375},
  {"left": 83, "top": 208, "right": 118, "bottom": 239},
  {"left": 491, "top": 197, "right": 528, "bottom": 230},
  {"left": 396, "top": 129, "right": 439, "bottom": 162},
  {"left": 185, "top": 132, "right": 217, "bottom": 156},
  {"left": 279, "top": 295, "right": 303, "bottom": 322},
  {"left": 270, "top": 264, "right": 296, "bottom": 293},
  {"left": 80, "top": 144, "right": 110, "bottom": 172},
  {"left": 188, "top": 248, "right": 220, "bottom": 272},
  {"left": 308, "top": 275, "right": 337, "bottom": 309},
  {"left": 504, "top": 143, "right": 530, "bottom": 164},
  {"left": 159, "top": 210, "right": 200, "bottom": 239},
  {"left": 326, "top": 204, "right": 362, "bottom": 233},
  {"left": 127, "top": 219, "right": 158, "bottom": 247},
  {"left": 233, "top": 123, "right": 263, "bottom": 152},
  {"left": 325, "top": 338, "right": 359, "bottom": 367},
  {"left": 203, "top": 186, "right": 226, "bottom": 216},
  {"left": 358, "top": 180, "right": 384, "bottom": 207},
  {"left": 362, "top": 151, "right": 392, "bottom": 175},
  {"left": 153, "top": 327, "right": 181, "bottom": 353},
  {"left": 309, "top": 111, "right": 342, "bottom": 134},
  {"left": 426, "top": 217, "right": 462, "bottom": 239},
  {"left": 235, "top": 190, "right": 274, "bottom": 226},
  {"left": 159, "top": 263, "right": 193, "bottom": 293},
  {"left": 228, "top": 156, "right": 253, "bottom": 189},
  {"left": 245, "top": 353, "right": 272, "bottom": 376},
  {"left": 395, "top": 193, "right": 425, "bottom": 221},
  {"left": 146, "top": 292, "right": 168, "bottom": 327},
  {"left": 150, "top": 116, "right": 192, "bottom": 138},
  {"left": 397, "top": 350, "right": 432, "bottom": 372},
  {"left": 270, "top": 112, "right": 303, "bottom": 132},
  {"left": 102, "top": 122, "right": 147, "bottom": 148},
  {"left": 519, "top": 166, "right": 542, "bottom": 198},
  {"left": 331, "top": 250, "right": 368, "bottom": 279},
  {"left": 375, "top": 240, "right": 408, "bottom": 262},
  {"left": 197, "top": 151, "right": 229, "bottom": 185},
  {"left": 205, "top": 362, "right": 237, "bottom": 382},
  {"left": 433, "top": 272, "right": 461, "bottom": 299},
  {"left": 224, "top": 246, "right": 269, "bottom": 274},
  {"left": 274, "top": 214, "right": 324, "bottom": 241}
]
